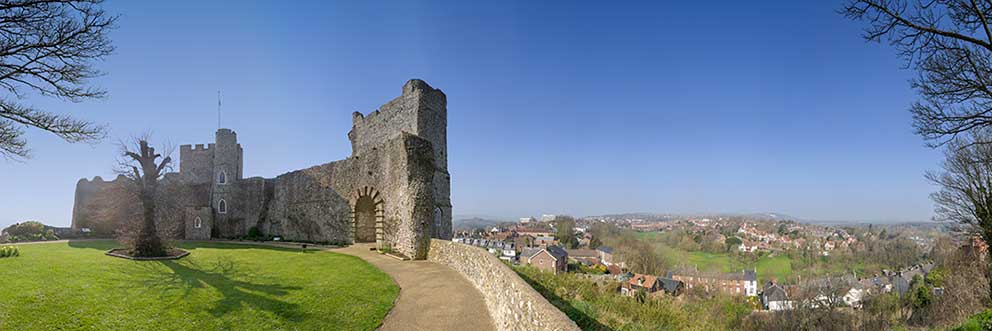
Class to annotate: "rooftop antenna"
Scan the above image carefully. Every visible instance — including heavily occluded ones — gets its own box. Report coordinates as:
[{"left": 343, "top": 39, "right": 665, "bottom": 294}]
[{"left": 217, "top": 90, "right": 222, "bottom": 129}]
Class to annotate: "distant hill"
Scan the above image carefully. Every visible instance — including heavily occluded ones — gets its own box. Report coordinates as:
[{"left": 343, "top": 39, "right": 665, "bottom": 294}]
[
  {"left": 453, "top": 217, "right": 506, "bottom": 231},
  {"left": 722, "top": 212, "right": 800, "bottom": 222},
  {"left": 582, "top": 212, "right": 800, "bottom": 222},
  {"left": 581, "top": 213, "right": 677, "bottom": 222}
]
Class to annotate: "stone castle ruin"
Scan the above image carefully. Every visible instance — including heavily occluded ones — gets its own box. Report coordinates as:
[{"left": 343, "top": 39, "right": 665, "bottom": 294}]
[{"left": 71, "top": 79, "right": 452, "bottom": 259}]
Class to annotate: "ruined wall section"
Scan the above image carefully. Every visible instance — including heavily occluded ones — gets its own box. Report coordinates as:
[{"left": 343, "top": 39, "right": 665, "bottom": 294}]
[
  {"left": 415, "top": 82, "right": 452, "bottom": 239},
  {"left": 71, "top": 175, "right": 127, "bottom": 233},
  {"left": 389, "top": 133, "right": 436, "bottom": 258},
  {"left": 349, "top": 85, "right": 418, "bottom": 158},
  {"left": 266, "top": 160, "right": 354, "bottom": 244},
  {"left": 226, "top": 177, "right": 274, "bottom": 237},
  {"left": 264, "top": 133, "right": 436, "bottom": 258}
]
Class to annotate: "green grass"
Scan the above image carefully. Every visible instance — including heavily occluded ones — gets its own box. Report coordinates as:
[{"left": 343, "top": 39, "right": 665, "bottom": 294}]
[
  {"left": 753, "top": 255, "right": 792, "bottom": 283},
  {"left": 0, "top": 240, "right": 399, "bottom": 331},
  {"left": 641, "top": 235, "right": 794, "bottom": 283},
  {"left": 634, "top": 232, "right": 659, "bottom": 241}
]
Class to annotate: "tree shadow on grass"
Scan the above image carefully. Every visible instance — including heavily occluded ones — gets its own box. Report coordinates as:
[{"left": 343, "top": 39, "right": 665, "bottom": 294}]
[
  {"left": 514, "top": 270, "right": 612, "bottom": 331},
  {"left": 67, "top": 239, "right": 119, "bottom": 250},
  {"left": 175, "top": 241, "right": 322, "bottom": 254},
  {"left": 123, "top": 258, "right": 307, "bottom": 323}
]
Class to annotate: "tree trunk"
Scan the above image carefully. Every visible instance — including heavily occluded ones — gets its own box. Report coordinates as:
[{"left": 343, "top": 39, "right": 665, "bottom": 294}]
[
  {"left": 131, "top": 192, "right": 163, "bottom": 257},
  {"left": 131, "top": 150, "right": 165, "bottom": 257}
]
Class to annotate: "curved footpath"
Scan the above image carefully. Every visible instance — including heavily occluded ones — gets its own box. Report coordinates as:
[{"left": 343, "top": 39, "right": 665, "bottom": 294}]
[{"left": 331, "top": 244, "right": 496, "bottom": 331}]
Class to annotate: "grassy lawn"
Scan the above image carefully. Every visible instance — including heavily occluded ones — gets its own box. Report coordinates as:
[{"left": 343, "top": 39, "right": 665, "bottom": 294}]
[
  {"left": 0, "top": 240, "right": 399, "bottom": 331},
  {"left": 644, "top": 236, "right": 794, "bottom": 283}
]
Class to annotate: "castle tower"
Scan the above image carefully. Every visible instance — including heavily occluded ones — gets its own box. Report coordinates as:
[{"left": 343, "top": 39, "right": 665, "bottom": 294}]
[
  {"left": 348, "top": 79, "right": 452, "bottom": 240},
  {"left": 212, "top": 128, "right": 243, "bottom": 235}
]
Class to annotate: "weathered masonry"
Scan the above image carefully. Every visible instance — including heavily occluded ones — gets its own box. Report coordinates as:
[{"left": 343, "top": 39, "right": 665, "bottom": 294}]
[{"left": 71, "top": 79, "right": 452, "bottom": 259}]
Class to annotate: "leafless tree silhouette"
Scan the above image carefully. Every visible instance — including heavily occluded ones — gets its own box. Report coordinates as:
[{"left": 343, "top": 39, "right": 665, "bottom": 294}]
[
  {"left": 0, "top": 0, "right": 115, "bottom": 159},
  {"left": 842, "top": 0, "right": 992, "bottom": 146},
  {"left": 926, "top": 129, "right": 992, "bottom": 298},
  {"left": 114, "top": 135, "right": 173, "bottom": 257}
]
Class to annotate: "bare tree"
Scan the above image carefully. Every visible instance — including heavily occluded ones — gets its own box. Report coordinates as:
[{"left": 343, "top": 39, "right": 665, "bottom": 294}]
[
  {"left": 842, "top": 0, "right": 992, "bottom": 146},
  {"left": 926, "top": 130, "right": 992, "bottom": 297},
  {"left": 115, "top": 136, "right": 172, "bottom": 257},
  {"left": 919, "top": 248, "right": 989, "bottom": 327},
  {"left": 0, "top": 0, "right": 116, "bottom": 159}
]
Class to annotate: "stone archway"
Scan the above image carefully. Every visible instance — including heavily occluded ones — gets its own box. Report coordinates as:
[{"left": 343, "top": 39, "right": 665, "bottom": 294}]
[{"left": 352, "top": 186, "right": 384, "bottom": 244}]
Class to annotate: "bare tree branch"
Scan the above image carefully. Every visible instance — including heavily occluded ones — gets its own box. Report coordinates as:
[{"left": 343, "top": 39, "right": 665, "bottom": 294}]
[
  {"left": 0, "top": 0, "right": 115, "bottom": 159},
  {"left": 843, "top": 0, "right": 992, "bottom": 146}
]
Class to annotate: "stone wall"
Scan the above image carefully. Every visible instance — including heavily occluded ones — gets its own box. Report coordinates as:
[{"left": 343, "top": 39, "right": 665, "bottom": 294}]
[
  {"left": 261, "top": 132, "right": 435, "bottom": 259},
  {"left": 184, "top": 207, "right": 212, "bottom": 240},
  {"left": 70, "top": 175, "right": 128, "bottom": 233},
  {"left": 428, "top": 239, "right": 580, "bottom": 331}
]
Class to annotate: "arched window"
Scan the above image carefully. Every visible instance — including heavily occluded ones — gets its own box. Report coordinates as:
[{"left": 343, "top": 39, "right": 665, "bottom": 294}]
[
  {"left": 218, "top": 171, "right": 227, "bottom": 184},
  {"left": 218, "top": 199, "right": 227, "bottom": 214},
  {"left": 194, "top": 217, "right": 202, "bottom": 228}
]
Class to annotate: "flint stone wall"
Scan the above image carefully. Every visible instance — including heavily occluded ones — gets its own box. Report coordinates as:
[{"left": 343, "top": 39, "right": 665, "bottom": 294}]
[
  {"left": 428, "top": 239, "right": 580, "bottom": 331},
  {"left": 262, "top": 133, "right": 435, "bottom": 258}
]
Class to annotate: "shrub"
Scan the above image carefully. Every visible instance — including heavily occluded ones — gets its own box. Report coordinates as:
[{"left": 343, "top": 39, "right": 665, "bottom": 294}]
[
  {"left": 0, "top": 245, "right": 19, "bottom": 258},
  {"left": 512, "top": 264, "right": 750, "bottom": 330},
  {"left": 1, "top": 221, "right": 58, "bottom": 242},
  {"left": 951, "top": 309, "right": 992, "bottom": 331}
]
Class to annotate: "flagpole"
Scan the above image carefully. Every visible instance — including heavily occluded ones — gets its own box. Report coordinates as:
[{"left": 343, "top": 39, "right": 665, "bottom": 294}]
[{"left": 217, "top": 90, "right": 221, "bottom": 129}]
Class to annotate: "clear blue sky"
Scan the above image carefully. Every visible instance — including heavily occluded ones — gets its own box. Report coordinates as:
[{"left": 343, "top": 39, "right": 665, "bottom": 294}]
[{"left": 0, "top": 0, "right": 940, "bottom": 229}]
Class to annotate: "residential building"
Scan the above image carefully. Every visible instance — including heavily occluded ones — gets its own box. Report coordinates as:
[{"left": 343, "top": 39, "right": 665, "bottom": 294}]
[
  {"left": 522, "top": 246, "right": 568, "bottom": 274},
  {"left": 744, "top": 270, "right": 758, "bottom": 297},
  {"left": 762, "top": 282, "right": 794, "bottom": 311},
  {"left": 668, "top": 268, "right": 754, "bottom": 296},
  {"left": 622, "top": 273, "right": 660, "bottom": 296},
  {"left": 596, "top": 246, "right": 615, "bottom": 265},
  {"left": 533, "top": 236, "right": 555, "bottom": 247}
]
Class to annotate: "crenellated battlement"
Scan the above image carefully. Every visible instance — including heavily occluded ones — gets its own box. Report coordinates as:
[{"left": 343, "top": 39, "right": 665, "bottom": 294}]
[
  {"left": 180, "top": 144, "right": 211, "bottom": 152},
  {"left": 76, "top": 174, "right": 128, "bottom": 185}
]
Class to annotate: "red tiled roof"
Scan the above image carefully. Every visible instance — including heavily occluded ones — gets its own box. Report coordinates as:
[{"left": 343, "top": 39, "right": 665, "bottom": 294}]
[{"left": 628, "top": 273, "right": 659, "bottom": 289}]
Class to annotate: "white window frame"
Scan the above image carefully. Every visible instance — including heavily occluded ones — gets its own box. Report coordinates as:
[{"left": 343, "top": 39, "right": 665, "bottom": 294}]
[
  {"left": 218, "top": 199, "right": 227, "bottom": 214},
  {"left": 218, "top": 170, "right": 228, "bottom": 185},
  {"left": 194, "top": 217, "right": 202, "bottom": 228}
]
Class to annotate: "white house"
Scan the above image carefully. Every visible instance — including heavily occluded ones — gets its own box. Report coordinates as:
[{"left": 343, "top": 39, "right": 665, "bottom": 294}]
[
  {"left": 762, "top": 283, "right": 794, "bottom": 311},
  {"left": 843, "top": 287, "right": 866, "bottom": 309},
  {"left": 744, "top": 270, "right": 758, "bottom": 297}
]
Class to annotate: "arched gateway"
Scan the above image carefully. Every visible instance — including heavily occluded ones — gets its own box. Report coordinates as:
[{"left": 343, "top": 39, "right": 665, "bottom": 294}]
[{"left": 352, "top": 186, "right": 384, "bottom": 244}]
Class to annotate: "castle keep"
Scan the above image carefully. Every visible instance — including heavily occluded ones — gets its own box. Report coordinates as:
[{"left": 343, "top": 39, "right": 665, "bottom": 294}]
[{"left": 71, "top": 79, "right": 452, "bottom": 259}]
